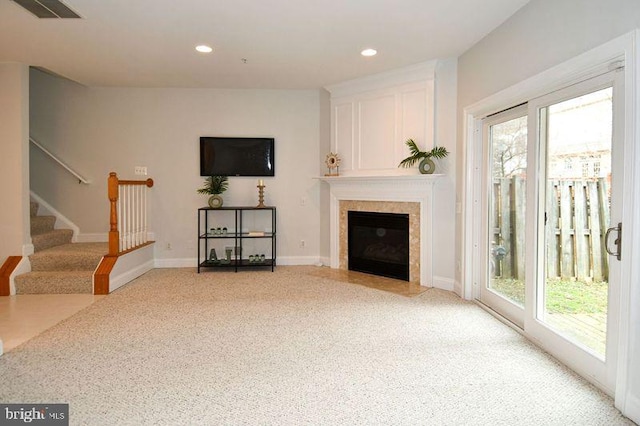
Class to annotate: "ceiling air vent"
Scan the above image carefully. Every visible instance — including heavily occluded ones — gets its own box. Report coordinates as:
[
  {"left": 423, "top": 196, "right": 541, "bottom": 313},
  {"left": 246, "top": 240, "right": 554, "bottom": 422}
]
[{"left": 12, "top": 0, "right": 81, "bottom": 18}]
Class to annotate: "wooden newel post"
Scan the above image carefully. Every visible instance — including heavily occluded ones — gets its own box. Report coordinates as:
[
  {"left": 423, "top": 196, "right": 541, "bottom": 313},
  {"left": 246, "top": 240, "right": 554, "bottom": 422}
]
[{"left": 108, "top": 172, "right": 119, "bottom": 256}]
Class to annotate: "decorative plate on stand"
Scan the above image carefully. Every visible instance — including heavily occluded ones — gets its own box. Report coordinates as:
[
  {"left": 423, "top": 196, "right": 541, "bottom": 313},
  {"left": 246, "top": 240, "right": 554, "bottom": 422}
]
[{"left": 325, "top": 152, "right": 341, "bottom": 176}]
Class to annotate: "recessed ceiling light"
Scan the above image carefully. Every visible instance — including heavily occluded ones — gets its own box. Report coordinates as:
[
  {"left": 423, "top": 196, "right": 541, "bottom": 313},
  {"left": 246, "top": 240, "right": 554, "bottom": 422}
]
[
  {"left": 361, "top": 48, "right": 377, "bottom": 57},
  {"left": 195, "top": 45, "right": 213, "bottom": 53}
]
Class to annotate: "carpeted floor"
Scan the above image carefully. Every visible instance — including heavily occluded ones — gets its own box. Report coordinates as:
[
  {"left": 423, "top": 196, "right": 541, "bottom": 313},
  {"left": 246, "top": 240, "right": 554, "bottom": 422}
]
[{"left": 0, "top": 267, "right": 633, "bottom": 425}]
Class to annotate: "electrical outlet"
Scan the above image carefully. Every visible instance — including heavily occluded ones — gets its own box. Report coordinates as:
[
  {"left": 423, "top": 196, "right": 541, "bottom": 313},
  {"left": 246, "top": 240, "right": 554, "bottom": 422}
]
[
  {"left": 300, "top": 197, "right": 307, "bottom": 206},
  {"left": 134, "top": 166, "right": 148, "bottom": 176},
  {"left": 166, "top": 243, "right": 171, "bottom": 250},
  {"left": 300, "top": 240, "right": 306, "bottom": 248}
]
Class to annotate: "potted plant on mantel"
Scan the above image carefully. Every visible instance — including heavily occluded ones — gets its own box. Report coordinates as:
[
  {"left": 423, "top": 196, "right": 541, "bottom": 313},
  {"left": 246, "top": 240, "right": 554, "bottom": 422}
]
[
  {"left": 398, "top": 139, "right": 449, "bottom": 174},
  {"left": 197, "top": 175, "right": 229, "bottom": 208}
]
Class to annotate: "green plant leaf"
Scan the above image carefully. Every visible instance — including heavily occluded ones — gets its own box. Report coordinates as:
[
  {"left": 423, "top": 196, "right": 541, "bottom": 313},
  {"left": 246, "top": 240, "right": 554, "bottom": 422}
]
[
  {"left": 406, "top": 139, "right": 422, "bottom": 156},
  {"left": 427, "top": 146, "right": 449, "bottom": 159},
  {"left": 197, "top": 175, "right": 229, "bottom": 195},
  {"left": 398, "top": 139, "right": 427, "bottom": 168}
]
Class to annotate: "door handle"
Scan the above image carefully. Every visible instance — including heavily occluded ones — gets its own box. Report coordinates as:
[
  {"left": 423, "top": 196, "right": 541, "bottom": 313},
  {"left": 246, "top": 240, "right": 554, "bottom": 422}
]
[{"left": 605, "top": 222, "right": 622, "bottom": 261}]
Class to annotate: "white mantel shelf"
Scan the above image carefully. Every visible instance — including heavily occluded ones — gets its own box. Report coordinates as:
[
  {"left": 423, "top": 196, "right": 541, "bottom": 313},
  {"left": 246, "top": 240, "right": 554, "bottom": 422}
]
[{"left": 316, "top": 174, "right": 443, "bottom": 183}]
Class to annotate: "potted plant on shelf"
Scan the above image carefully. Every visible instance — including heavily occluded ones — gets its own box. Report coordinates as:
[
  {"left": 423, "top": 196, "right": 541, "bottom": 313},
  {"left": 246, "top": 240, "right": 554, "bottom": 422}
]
[
  {"left": 197, "top": 175, "right": 229, "bottom": 208},
  {"left": 398, "top": 139, "right": 449, "bottom": 174}
]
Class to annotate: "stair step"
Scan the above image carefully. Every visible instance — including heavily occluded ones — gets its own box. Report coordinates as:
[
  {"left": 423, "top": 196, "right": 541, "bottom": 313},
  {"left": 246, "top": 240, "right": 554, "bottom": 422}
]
[
  {"left": 15, "top": 270, "right": 93, "bottom": 294},
  {"left": 30, "top": 201, "right": 39, "bottom": 217},
  {"left": 30, "top": 243, "right": 107, "bottom": 271},
  {"left": 30, "top": 215, "right": 56, "bottom": 235},
  {"left": 32, "top": 229, "right": 73, "bottom": 252}
]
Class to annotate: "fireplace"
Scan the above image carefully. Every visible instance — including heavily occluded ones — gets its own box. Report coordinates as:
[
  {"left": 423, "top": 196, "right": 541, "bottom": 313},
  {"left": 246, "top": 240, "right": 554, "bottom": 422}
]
[
  {"left": 348, "top": 211, "right": 410, "bottom": 281},
  {"left": 319, "top": 174, "right": 440, "bottom": 287}
]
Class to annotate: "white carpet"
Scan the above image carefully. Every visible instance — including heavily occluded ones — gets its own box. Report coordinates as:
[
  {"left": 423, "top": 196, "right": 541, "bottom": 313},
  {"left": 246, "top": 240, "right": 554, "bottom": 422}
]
[{"left": 0, "top": 267, "right": 632, "bottom": 425}]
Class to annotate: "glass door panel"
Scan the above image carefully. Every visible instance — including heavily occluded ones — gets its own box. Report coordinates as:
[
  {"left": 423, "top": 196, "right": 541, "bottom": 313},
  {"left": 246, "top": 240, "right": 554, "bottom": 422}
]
[
  {"left": 538, "top": 87, "right": 613, "bottom": 358},
  {"left": 480, "top": 107, "right": 527, "bottom": 327},
  {"left": 488, "top": 116, "right": 527, "bottom": 305}
]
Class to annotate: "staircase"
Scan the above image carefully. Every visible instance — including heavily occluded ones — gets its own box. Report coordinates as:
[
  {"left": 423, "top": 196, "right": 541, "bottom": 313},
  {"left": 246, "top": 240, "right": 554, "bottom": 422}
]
[{"left": 14, "top": 202, "right": 107, "bottom": 294}]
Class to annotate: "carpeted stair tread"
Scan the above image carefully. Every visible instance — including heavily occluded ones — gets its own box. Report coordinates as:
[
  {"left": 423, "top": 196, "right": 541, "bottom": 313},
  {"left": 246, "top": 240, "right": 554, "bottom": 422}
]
[
  {"left": 32, "top": 229, "right": 74, "bottom": 252},
  {"left": 30, "top": 243, "right": 108, "bottom": 272},
  {"left": 30, "top": 215, "right": 57, "bottom": 235},
  {"left": 15, "top": 270, "right": 93, "bottom": 294},
  {"left": 21, "top": 200, "right": 99, "bottom": 294}
]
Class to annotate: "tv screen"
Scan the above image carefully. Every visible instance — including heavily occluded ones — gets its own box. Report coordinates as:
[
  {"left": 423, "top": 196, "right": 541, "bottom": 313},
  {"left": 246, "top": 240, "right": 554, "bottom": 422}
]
[{"left": 200, "top": 137, "right": 275, "bottom": 177}]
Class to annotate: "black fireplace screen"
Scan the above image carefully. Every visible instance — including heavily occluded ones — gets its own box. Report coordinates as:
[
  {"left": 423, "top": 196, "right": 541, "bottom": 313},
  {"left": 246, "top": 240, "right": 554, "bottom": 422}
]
[{"left": 348, "top": 210, "right": 410, "bottom": 281}]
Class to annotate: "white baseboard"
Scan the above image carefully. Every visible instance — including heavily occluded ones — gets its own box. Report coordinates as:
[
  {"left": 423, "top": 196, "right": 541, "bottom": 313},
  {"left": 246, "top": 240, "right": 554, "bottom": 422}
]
[
  {"left": 453, "top": 280, "right": 462, "bottom": 297},
  {"left": 621, "top": 394, "right": 640, "bottom": 425},
  {"left": 154, "top": 256, "right": 320, "bottom": 269},
  {"left": 432, "top": 275, "right": 455, "bottom": 291},
  {"left": 22, "top": 243, "right": 34, "bottom": 257},
  {"left": 277, "top": 256, "right": 320, "bottom": 266},
  {"left": 155, "top": 258, "right": 197, "bottom": 268},
  {"left": 318, "top": 256, "right": 331, "bottom": 267},
  {"left": 109, "top": 260, "right": 154, "bottom": 293},
  {"left": 101, "top": 244, "right": 155, "bottom": 293}
]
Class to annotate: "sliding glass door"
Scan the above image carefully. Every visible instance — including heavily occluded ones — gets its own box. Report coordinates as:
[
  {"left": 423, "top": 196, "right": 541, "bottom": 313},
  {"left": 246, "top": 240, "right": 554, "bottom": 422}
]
[{"left": 478, "top": 70, "right": 624, "bottom": 391}]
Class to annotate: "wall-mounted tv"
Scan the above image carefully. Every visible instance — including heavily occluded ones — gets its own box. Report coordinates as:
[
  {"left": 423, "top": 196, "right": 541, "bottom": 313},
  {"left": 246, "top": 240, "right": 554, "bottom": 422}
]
[{"left": 200, "top": 137, "right": 275, "bottom": 177}]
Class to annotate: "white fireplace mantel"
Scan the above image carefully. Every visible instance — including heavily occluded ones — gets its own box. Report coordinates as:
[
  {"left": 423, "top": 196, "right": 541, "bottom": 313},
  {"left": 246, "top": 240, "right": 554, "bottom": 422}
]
[{"left": 318, "top": 174, "right": 442, "bottom": 287}]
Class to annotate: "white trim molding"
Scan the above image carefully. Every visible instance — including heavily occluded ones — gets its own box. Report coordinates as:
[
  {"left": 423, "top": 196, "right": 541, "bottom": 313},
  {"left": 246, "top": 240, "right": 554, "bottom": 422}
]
[
  {"left": 614, "top": 28, "right": 640, "bottom": 426},
  {"left": 325, "top": 60, "right": 436, "bottom": 98}
]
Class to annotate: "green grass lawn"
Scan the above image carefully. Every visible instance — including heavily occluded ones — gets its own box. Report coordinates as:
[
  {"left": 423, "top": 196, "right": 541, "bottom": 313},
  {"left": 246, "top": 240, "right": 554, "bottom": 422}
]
[{"left": 490, "top": 278, "right": 608, "bottom": 314}]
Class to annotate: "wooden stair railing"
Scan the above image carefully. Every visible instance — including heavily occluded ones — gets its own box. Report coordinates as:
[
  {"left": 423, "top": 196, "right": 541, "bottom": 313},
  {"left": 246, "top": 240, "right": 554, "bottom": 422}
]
[
  {"left": 96, "top": 172, "right": 155, "bottom": 294},
  {"left": 0, "top": 256, "right": 22, "bottom": 296},
  {"left": 108, "top": 172, "right": 154, "bottom": 256}
]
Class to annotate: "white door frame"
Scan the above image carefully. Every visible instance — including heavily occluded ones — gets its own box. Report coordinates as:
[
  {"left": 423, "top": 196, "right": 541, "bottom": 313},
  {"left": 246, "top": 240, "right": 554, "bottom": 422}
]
[{"left": 460, "top": 30, "right": 640, "bottom": 418}]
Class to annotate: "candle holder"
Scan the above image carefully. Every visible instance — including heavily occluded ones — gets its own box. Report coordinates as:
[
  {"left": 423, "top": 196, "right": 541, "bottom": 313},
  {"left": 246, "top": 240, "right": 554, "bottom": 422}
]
[{"left": 256, "top": 184, "right": 266, "bottom": 208}]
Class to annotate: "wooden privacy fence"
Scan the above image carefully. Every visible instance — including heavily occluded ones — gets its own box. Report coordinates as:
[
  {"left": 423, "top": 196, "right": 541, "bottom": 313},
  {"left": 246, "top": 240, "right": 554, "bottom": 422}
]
[{"left": 492, "top": 177, "right": 610, "bottom": 282}]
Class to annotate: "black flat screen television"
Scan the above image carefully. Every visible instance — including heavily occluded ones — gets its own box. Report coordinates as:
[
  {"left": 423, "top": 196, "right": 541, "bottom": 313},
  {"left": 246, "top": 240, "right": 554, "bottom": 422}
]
[{"left": 200, "top": 137, "right": 275, "bottom": 177}]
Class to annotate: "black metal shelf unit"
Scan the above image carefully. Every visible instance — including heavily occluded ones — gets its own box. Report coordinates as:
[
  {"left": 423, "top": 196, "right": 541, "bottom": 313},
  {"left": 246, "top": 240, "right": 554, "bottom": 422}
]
[{"left": 197, "top": 206, "right": 276, "bottom": 273}]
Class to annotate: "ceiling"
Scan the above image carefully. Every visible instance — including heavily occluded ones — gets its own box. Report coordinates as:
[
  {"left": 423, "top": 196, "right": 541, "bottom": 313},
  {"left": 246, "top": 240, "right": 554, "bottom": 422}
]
[{"left": 0, "top": 0, "right": 530, "bottom": 89}]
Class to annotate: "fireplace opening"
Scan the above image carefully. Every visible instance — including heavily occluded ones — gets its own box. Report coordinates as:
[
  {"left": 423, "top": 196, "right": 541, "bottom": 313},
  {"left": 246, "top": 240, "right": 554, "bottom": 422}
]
[{"left": 348, "top": 211, "right": 410, "bottom": 281}]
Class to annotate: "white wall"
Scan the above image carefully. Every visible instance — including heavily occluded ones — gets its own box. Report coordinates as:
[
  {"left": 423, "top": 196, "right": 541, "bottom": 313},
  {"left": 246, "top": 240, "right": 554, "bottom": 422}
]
[
  {"left": 0, "top": 63, "right": 30, "bottom": 262},
  {"left": 30, "top": 69, "right": 321, "bottom": 265},
  {"left": 432, "top": 58, "right": 457, "bottom": 290},
  {"left": 318, "top": 88, "right": 331, "bottom": 264}
]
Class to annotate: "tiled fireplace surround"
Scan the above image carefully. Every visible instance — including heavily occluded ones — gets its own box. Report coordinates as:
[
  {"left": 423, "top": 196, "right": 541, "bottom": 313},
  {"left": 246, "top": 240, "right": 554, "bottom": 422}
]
[{"left": 322, "top": 175, "right": 440, "bottom": 287}]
